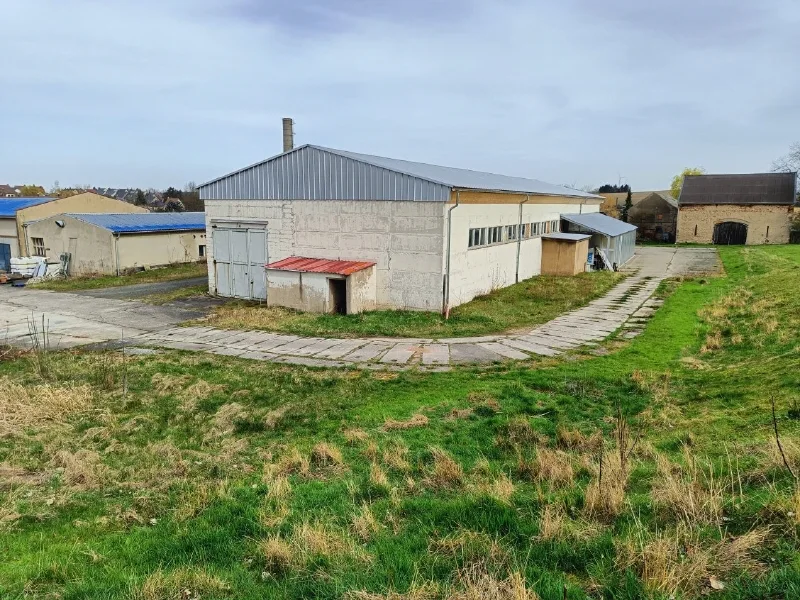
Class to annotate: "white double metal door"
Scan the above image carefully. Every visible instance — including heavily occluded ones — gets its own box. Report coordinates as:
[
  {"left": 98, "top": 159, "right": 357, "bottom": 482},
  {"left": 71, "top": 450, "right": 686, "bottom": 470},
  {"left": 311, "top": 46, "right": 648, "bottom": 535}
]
[{"left": 213, "top": 227, "right": 267, "bottom": 299}]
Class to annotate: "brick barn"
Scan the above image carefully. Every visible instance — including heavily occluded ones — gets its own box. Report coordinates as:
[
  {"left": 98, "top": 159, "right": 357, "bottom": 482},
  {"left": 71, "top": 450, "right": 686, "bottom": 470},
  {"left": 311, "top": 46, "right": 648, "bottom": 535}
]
[{"left": 676, "top": 172, "right": 797, "bottom": 245}]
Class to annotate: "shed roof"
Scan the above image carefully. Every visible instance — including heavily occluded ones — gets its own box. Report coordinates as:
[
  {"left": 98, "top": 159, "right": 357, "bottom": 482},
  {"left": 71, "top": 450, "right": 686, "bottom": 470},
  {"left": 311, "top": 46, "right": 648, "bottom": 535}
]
[
  {"left": 65, "top": 212, "right": 206, "bottom": 233},
  {"left": 542, "top": 233, "right": 592, "bottom": 242},
  {"left": 679, "top": 173, "right": 797, "bottom": 206},
  {"left": 199, "top": 144, "right": 601, "bottom": 202},
  {"left": 561, "top": 213, "right": 637, "bottom": 237},
  {"left": 265, "top": 256, "right": 376, "bottom": 276},
  {"left": 0, "top": 197, "right": 57, "bottom": 218}
]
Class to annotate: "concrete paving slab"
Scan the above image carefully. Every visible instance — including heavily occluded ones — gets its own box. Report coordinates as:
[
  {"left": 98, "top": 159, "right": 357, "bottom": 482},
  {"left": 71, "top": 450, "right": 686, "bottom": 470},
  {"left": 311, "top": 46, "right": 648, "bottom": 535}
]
[
  {"left": 159, "top": 341, "right": 216, "bottom": 352},
  {"left": 343, "top": 341, "right": 392, "bottom": 362},
  {"left": 206, "top": 346, "right": 247, "bottom": 357},
  {"left": 314, "top": 339, "right": 368, "bottom": 359},
  {"left": 449, "top": 343, "right": 503, "bottom": 364},
  {"left": 502, "top": 337, "right": 561, "bottom": 356},
  {"left": 439, "top": 335, "right": 502, "bottom": 344},
  {"left": 238, "top": 350, "right": 278, "bottom": 361},
  {"left": 292, "top": 338, "right": 343, "bottom": 357},
  {"left": 421, "top": 344, "right": 450, "bottom": 365},
  {"left": 271, "top": 355, "right": 351, "bottom": 368},
  {"left": 380, "top": 343, "right": 418, "bottom": 364},
  {"left": 270, "top": 337, "right": 326, "bottom": 355},
  {"left": 248, "top": 335, "right": 301, "bottom": 351},
  {"left": 477, "top": 342, "right": 530, "bottom": 360}
]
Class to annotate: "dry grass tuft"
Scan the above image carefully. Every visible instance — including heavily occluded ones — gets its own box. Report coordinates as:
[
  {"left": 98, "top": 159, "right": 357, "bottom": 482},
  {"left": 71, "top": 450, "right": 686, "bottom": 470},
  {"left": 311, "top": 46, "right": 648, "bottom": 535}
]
[
  {"left": 651, "top": 451, "right": 724, "bottom": 525},
  {"left": 363, "top": 441, "right": 380, "bottom": 462},
  {"left": 346, "top": 582, "right": 439, "bottom": 600},
  {"left": 208, "top": 402, "right": 248, "bottom": 437},
  {"left": 471, "top": 472, "right": 515, "bottom": 505},
  {"left": 258, "top": 535, "right": 294, "bottom": 574},
  {"left": 450, "top": 565, "right": 540, "bottom": 600},
  {"left": 446, "top": 408, "right": 474, "bottom": 421},
  {"left": 178, "top": 379, "right": 226, "bottom": 411},
  {"left": 263, "top": 404, "right": 292, "bottom": 429},
  {"left": 311, "top": 442, "right": 344, "bottom": 468},
  {"left": 370, "top": 463, "right": 390, "bottom": 489},
  {"left": 150, "top": 373, "right": 193, "bottom": 396},
  {"left": 52, "top": 449, "right": 106, "bottom": 490},
  {"left": 497, "top": 417, "right": 545, "bottom": 451},
  {"left": 173, "top": 480, "right": 230, "bottom": 522},
  {"left": 430, "top": 530, "right": 509, "bottom": 568},
  {"left": 344, "top": 428, "right": 370, "bottom": 445},
  {"left": 537, "top": 504, "right": 566, "bottom": 541},
  {"left": 383, "top": 413, "right": 429, "bottom": 431},
  {"left": 0, "top": 376, "right": 93, "bottom": 436},
  {"left": 616, "top": 524, "right": 767, "bottom": 597},
  {"left": 290, "top": 521, "right": 367, "bottom": 564},
  {"left": 352, "top": 503, "right": 384, "bottom": 542},
  {"left": 583, "top": 452, "right": 629, "bottom": 522},
  {"left": 382, "top": 440, "right": 411, "bottom": 472},
  {"left": 525, "top": 448, "right": 574, "bottom": 488},
  {"left": 271, "top": 447, "right": 310, "bottom": 477},
  {"left": 135, "top": 567, "right": 230, "bottom": 600},
  {"left": 556, "top": 427, "right": 603, "bottom": 453},
  {"left": 426, "top": 447, "right": 464, "bottom": 490}
]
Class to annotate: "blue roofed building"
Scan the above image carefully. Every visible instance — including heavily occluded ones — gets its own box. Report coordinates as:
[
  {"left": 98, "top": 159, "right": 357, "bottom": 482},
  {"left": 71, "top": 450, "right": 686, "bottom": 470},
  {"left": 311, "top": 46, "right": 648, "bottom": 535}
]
[
  {"left": 24, "top": 211, "right": 207, "bottom": 276},
  {"left": 0, "top": 192, "right": 147, "bottom": 272}
]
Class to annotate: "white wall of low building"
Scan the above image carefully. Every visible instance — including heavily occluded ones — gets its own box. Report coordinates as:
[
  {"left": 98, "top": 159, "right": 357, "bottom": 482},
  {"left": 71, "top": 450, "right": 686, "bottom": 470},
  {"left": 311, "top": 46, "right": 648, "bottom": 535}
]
[
  {"left": 116, "top": 231, "right": 205, "bottom": 271},
  {"left": 446, "top": 200, "right": 600, "bottom": 307},
  {"left": 26, "top": 215, "right": 116, "bottom": 275},
  {"left": 204, "top": 199, "right": 446, "bottom": 311}
]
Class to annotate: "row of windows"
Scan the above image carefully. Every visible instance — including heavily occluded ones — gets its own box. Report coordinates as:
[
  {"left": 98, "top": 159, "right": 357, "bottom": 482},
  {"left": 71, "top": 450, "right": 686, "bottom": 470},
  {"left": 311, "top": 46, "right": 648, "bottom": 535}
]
[{"left": 468, "top": 220, "right": 560, "bottom": 249}]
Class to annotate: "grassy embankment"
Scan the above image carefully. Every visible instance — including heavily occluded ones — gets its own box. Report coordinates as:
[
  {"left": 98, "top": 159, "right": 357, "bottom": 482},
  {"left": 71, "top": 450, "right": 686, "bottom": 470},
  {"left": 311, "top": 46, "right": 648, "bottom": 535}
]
[
  {"left": 202, "top": 271, "right": 624, "bottom": 338},
  {"left": 32, "top": 262, "right": 207, "bottom": 292},
  {"left": 1, "top": 246, "right": 799, "bottom": 599}
]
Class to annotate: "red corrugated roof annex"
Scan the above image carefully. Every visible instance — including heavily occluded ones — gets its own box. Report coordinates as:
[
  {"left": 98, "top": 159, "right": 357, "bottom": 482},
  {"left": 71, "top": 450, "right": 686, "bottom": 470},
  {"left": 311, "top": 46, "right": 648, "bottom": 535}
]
[{"left": 265, "top": 256, "right": 376, "bottom": 276}]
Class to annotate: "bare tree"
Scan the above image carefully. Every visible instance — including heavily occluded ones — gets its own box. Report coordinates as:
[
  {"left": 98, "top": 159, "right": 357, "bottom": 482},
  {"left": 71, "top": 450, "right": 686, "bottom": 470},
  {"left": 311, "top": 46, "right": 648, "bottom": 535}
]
[{"left": 772, "top": 142, "right": 800, "bottom": 174}]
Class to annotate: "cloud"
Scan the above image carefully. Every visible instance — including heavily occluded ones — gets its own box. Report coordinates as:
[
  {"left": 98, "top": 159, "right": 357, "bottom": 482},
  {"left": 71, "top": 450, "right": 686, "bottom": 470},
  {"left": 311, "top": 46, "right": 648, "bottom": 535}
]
[{"left": 1, "top": 0, "right": 799, "bottom": 189}]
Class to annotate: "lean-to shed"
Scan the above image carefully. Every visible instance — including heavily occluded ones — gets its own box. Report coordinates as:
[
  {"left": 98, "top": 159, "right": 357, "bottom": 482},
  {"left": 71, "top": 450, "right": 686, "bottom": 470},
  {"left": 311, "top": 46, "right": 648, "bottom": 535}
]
[{"left": 560, "top": 213, "right": 637, "bottom": 270}]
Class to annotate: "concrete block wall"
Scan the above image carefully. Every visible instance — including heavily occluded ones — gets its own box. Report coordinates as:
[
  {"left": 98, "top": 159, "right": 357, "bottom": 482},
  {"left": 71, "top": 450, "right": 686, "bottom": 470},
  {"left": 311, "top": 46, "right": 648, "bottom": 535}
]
[
  {"left": 204, "top": 199, "right": 446, "bottom": 310},
  {"left": 677, "top": 205, "right": 792, "bottom": 244}
]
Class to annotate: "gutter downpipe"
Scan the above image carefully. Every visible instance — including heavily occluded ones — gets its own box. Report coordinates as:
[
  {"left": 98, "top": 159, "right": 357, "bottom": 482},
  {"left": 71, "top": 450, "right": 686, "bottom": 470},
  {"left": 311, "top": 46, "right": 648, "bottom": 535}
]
[
  {"left": 114, "top": 233, "right": 121, "bottom": 276},
  {"left": 443, "top": 190, "right": 461, "bottom": 319},
  {"left": 22, "top": 223, "right": 30, "bottom": 256},
  {"left": 515, "top": 195, "right": 529, "bottom": 283}
]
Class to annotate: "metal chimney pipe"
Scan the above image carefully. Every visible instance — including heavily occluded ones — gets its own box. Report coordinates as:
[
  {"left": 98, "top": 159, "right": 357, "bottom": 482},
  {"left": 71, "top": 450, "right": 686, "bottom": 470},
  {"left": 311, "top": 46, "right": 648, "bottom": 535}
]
[{"left": 282, "top": 118, "right": 294, "bottom": 152}]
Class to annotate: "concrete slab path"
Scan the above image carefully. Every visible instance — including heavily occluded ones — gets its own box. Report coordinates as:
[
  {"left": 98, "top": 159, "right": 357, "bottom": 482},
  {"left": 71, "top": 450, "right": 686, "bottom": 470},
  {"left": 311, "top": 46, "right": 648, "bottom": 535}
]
[{"left": 0, "top": 247, "right": 720, "bottom": 367}]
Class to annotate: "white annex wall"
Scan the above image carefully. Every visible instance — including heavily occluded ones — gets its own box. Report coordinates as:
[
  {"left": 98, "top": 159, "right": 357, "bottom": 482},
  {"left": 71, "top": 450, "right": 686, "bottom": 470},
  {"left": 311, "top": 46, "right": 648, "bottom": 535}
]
[
  {"left": 447, "top": 203, "right": 600, "bottom": 307},
  {"left": 0, "top": 218, "right": 19, "bottom": 257},
  {"left": 204, "top": 199, "right": 446, "bottom": 311}
]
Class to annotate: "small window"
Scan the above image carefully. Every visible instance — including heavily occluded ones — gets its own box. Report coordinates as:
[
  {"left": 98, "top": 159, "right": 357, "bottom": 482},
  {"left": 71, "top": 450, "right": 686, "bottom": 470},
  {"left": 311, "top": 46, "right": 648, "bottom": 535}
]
[
  {"left": 545, "top": 222, "right": 551, "bottom": 234},
  {"left": 199, "top": 245, "right": 206, "bottom": 257},
  {"left": 32, "top": 237, "right": 45, "bottom": 257},
  {"left": 488, "top": 226, "right": 503, "bottom": 244},
  {"left": 468, "top": 228, "right": 487, "bottom": 248},
  {"left": 506, "top": 225, "right": 518, "bottom": 241},
  {"left": 521, "top": 224, "right": 528, "bottom": 238},
  {"left": 551, "top": 220, "right": 560, "bottom": 233}
]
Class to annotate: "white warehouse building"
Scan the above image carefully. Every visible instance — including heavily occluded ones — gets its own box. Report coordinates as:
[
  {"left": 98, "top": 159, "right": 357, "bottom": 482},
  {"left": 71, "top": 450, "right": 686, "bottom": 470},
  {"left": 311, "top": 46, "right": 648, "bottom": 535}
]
[{"left": 199, "top": 144, "right": 605, "bottom": 314}]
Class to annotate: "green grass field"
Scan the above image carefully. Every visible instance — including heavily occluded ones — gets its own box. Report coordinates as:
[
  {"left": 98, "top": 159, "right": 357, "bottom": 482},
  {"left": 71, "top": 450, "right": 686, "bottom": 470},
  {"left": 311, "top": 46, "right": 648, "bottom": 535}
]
[
  {"left": 1, "top": 246, "right": 799, "bottom": 599},
  {"left": 32, "top": 262, "right": 207, "bottom": 291},
  {"left": 202, "top": 271, "right": 624, "bottom": 338}
]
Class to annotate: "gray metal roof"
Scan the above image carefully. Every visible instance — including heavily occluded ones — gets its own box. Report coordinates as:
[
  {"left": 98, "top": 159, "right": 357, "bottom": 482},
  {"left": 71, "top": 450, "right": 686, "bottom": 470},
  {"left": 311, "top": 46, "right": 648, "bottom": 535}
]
[
  {"left": 542, "top": 233, "right": 591, "bottom": 241},
  {"left": 199, "top": 144, "right": 601, "bottom": 202},
  {"left": 561, "top": 212, "right": 637, "bottom": 237},
  {"left": 65, "top": 212, "right": 206, "bottom": 234}
]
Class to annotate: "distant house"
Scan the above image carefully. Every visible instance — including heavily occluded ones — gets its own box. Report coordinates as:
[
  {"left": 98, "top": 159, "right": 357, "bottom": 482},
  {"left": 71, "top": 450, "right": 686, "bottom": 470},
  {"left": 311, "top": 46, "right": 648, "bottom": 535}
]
[
  {"left": 677, "top": 173, "right": 797, "bottom": 245},
  {"left": 599, "top": 190, "right": 672, "bottom": 219},
  {"left": 94, "top": 188, "right": 165, "bottom": 208},
  {"left": 0, "top": 193, "right": 148, "bottom": 271},
  {"left": 627, "top": 192, "right": 678, "bottom": 242},
  {"left": 25, "top": 212, "right": 207, "bottom": 276},
  {"left": 0, "top": 184, "right": 46, "bottom": 198}
]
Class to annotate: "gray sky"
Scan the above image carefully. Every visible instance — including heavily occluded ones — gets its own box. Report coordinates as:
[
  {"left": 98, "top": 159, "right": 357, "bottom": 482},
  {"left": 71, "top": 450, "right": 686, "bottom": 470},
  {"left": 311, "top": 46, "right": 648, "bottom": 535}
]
[{"left": 2, "top": 0, "right": 798, "bottom": 191}]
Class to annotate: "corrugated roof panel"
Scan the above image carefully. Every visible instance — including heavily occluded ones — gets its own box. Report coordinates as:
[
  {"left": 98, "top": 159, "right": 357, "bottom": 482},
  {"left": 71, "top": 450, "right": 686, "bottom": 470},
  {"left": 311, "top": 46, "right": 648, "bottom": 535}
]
[
  {"left": 199, "top": 145, "right": 597, "bottom": 202},
  {"left": 65, "top": 212, "right": 206, "bottom": 233},
  {"left": 266, "top": 256, "right": 376, "bottom": 276},
  {"left": 561, "top": 213, "right": 637, "bottom": 237},
  {"left": 0, "top": 197, "right": 56, "bottom": 217}
]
